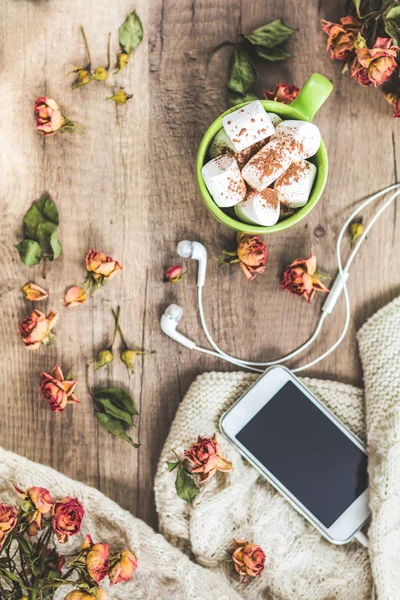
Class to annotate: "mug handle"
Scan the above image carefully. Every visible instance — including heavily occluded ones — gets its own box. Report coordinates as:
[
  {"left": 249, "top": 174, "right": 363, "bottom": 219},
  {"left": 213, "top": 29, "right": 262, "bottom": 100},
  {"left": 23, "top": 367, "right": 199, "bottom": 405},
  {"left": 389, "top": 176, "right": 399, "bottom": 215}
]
[{"left": 290, "top": 73, "right": 333, "bottom": 122}]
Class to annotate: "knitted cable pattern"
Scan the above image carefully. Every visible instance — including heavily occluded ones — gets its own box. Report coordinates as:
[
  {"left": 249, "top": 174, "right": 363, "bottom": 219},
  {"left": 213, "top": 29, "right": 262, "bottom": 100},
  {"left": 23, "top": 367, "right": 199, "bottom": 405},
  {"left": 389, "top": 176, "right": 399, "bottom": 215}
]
[
  {"left": 0, "top": 447, "right": 243, "bottom": 600},
  {"left": 155, "top": 373, "right": 372, "bottom": 600}
]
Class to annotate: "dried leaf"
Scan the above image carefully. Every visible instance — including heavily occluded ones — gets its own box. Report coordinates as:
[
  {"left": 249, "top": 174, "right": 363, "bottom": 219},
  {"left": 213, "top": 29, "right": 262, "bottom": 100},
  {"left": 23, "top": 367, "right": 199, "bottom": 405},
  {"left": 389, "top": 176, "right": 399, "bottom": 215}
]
[
  {"left": 255, "top": 45, "right": 292, "bottom": 61},
  {"left": 175, "top": 464, "right": 199, "bottom": 502},
  {"left": 94, "top": 387, "right": 138, "bottom": 416},
  {"left": 228, "top": 49, "right": 256, "bottom": 94},
  {"left": 94, "top": 395, "right": 133, "bottom": 425},
  {"left": 15, "top": 240, "right": 42, "bottom": 266},
  {"left": 245, "top": 19, "right": 296, "bottom": 48},
  {"left": 95, "top": 412, "right": 139, "bottom": 447},
  {"left": 119, "top": 9, "right": 143, "bottom": 54}
]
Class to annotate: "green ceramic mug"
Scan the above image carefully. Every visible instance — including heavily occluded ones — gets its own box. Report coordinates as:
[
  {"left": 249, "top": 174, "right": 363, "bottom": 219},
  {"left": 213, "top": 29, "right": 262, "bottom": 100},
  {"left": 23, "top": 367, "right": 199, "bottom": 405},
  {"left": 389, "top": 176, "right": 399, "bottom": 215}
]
[{"left": 196, "top": 73, "right": 333, "bottom": 234}]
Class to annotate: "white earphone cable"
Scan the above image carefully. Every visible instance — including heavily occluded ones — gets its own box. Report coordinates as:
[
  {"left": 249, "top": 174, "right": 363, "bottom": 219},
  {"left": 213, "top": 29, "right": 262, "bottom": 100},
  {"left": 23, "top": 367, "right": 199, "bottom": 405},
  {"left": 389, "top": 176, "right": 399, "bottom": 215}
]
[{"left": 196, "top": 184, "right": 400, "bottom": 373}]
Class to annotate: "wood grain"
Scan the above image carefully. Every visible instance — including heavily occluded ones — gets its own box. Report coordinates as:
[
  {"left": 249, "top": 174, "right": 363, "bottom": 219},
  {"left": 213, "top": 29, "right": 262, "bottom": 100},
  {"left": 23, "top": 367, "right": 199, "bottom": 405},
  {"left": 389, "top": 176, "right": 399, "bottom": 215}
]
[{"left": 0, "top": 0, "right": 399, "bottom": 530}]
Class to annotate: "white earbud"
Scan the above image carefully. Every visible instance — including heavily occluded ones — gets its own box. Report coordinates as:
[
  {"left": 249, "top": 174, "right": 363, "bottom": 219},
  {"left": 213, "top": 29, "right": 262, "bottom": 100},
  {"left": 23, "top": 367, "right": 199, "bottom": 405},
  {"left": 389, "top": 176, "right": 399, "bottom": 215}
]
[
  {"left": 177, "top": 241, "right": 207, "bottom": 287},
  {"left": 160, "top": 304, "right": 196, "bottom": 350}
]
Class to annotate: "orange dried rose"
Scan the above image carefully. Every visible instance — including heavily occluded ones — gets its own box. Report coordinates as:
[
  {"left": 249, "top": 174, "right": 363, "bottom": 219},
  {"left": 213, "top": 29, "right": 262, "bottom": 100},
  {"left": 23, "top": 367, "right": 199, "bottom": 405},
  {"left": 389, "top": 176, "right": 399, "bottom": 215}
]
[
  {"left": 65, "top": 286, "right": 87, "bottom": 307},
  {"left": 384, "top": 91, "right": 400, "bottom": 118},
  {"left": 321, "top": 16, "right": 361, "bottom": 61},
  {"left": 109, "top": 549, "right": 138, "bottom": 585},
  {"left": 351, "top": 37, "right": 399, "bottom": 87},
  {"left": 184, "top": 434, "right": 233, "bottom": 483},
  {"left": 52, "top": 497, "right": 84, "bottom": 544},
  {"left": 281, "top": 255, "right": 329, "bottom": 303},
  {"left": 0, "top": 504, "right": 17, "bottom": 549},
  {"left": 65, "top": 591, "right": 107, "bottom": 600},
  {"left": 86, "top": 542, "right": 110, "bottom": 583},
  {"left": 22, "top": 282, "right": 49, "bottom": 301},
  {"left": 18, "top": 310, "right": 58, "bottom": 350},
  {"left": 86, "top": 249, "right": 122, "bottom": 282},
  {"left": 40, "top": 365, "right": 80, "bottom": 412},
  {"left": 232, "top": 539, "right": 266, "bottom": 582},
  {"left": 237, "top": 233, "right": 267, "bottom": 281}
]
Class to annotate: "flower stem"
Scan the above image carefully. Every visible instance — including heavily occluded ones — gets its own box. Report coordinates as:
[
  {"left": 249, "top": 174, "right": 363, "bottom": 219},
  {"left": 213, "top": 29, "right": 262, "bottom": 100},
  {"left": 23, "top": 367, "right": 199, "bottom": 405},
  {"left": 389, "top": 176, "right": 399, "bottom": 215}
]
[
  {"left": 111, "top": 306, "right": 121, "bottom": 348},
  {"left": 112, "top": 307, "right": 128, "bottom": 348},
  {"left": 80, "top": 26, "right": 92, "bottom": 67},
  {"left": 106, "top": 32, "right": 111, "bottom": 70}
]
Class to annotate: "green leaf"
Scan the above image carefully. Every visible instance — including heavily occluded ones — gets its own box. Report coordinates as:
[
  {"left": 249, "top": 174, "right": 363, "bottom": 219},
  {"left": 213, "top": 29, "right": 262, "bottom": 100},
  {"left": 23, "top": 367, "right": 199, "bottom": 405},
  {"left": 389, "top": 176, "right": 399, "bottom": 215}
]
[
  {"left": 94, "top": 395, "right": 133, "bottom": 425},
  {"left": 167, "top": 460, "right": 179, "bottom": 472},
  {"left": 23, "top": 203, "right": 44, "bottom": 239},
  {"left": 227, "top": 90, "right": 258, "bottom": 107},
  {"left": 352, "top": 0, "right": 362, "bottom": 17},
  {"left": 387, "top": 5, "right": 400, "bottom": 20},
  {"left": 15, "top": 240, "right": 42, "bottom": 266},
  {"left": 175, "top": 464, "right": 199, "bottom": 502},
  {"left": 36, "top": 193, "right": 59, "bottom": 225},
  {"left": 49, "top": 230, "right": 62, "bottom": 261},
  {"left": 119, "top": 9, "right": 144, "bottom": 54},
  {"left": 94, "top": 387, "right": 138, "bottom": 417},
  {"left": 245, "top": 19, "right": 296, "bottom": 48},
  {"left": 228, "top": 49, "right": 256, "bottom": 94},
  {"left": 36, "top": 221, "right": 57, "bottom": 243},
  {"left": 255, "top": 45, "right": 292, "bottom": 61},
  {"left": 95, "top": 412, "right": 139, "bottom": 447}
]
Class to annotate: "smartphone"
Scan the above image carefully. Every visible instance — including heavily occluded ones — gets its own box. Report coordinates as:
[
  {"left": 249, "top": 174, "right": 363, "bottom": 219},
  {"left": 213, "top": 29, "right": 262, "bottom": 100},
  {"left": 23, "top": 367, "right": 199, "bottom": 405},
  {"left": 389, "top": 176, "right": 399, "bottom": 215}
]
[{"left": 219, "top": 366, "right": 370, "bottom": 544}]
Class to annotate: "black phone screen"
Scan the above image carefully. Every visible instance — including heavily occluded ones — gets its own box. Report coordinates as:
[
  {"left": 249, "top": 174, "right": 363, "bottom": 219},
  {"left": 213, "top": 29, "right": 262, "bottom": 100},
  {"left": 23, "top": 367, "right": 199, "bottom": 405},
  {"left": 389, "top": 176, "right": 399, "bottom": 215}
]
[{"left": 236, "top": 381, "right": 368, "bottom": 527}]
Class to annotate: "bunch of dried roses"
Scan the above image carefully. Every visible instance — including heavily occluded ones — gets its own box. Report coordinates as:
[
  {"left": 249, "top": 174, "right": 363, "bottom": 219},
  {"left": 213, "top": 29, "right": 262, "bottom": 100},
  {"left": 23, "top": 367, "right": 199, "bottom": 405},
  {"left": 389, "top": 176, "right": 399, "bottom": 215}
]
[{"left": 0, "top": 485, "right": 137, "bottom": 600}]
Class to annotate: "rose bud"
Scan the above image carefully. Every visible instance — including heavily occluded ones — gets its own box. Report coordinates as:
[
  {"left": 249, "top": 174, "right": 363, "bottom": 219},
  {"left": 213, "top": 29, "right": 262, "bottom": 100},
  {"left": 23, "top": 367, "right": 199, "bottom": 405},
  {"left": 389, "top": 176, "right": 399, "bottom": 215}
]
[
  {"left": 91, "top": 67, "right": 109, "bottom": 82},
  {"left": 65, "top": 286, "right": 87, "bottom": 308},
  {"left": 87, "top": 542, "right": 110, "bottom": 583},
  {"left": 384, "top": 91, "right": 400, "bottom": 118},
  {"left": 184, "top": 434, "right": 233, "bottom": 484},
  {"left": 115, "top": 52, "right": 130, "bottom": 73},
  {"left": 40, "top": 365, "right": 80, "bottom": 412},
  {"left": 34, "top": 97, "right": 64, "bottom": 136},
  {"left": 85, "top": 249, "right": 122, "bottom": 285},
  {"left": 109, "top": 549, "right": 137, "bottom": 585},
  {"left": 66, "top": 590, "right": 107, "bottom": 600},
  {"left": 237, "top": 233, "right": 268, "bottom": 281},
  {"left": 72, "top": 69, "right": 91, "bottom": 89},
  {"left": 19, "top": 310, "right": 59, "bottom": 350},
  {"left": 81, "top": 533, "right": 94, "bottom": 550},
  {"left": 164, "top": 266, "right": 185, "bottom": 283},
  {"left": 282, "top": 255, "right": 329, "bottom": 303},
  {"left": 321, "top": 16, "right": 361, "bottom": 61},
  {"left": 349, "top": 218, "right": 364, "bottom": 245},
  {"left": 0, "top": 504, "right": 18, "bottom": 549},
  {"left": 351, "top": 37, "right": 399, "bottom": 87},
  {"left": 52, "top": 496, "right": 84, "bottom": 543},
  {"left": 264, "top": 83, "right": 299, "bottom": 104},
  {"left": 231, "top": 539, "right": 266, "bottom": 582},
  {"left": 106, "top": 91, "right": 133, "bottom": 105},
  {"left": 92, "top": 348, "right": 114, "bottom": 371},
  {"left": 22, "top": 282, "right": 49, "bottom": 302}
]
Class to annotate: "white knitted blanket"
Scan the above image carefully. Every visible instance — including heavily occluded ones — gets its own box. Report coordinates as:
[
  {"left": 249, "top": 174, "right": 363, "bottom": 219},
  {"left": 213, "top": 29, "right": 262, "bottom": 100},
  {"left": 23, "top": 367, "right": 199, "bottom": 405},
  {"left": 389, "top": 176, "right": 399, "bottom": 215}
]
[
  {"left": 154, "top": 296, "right": 400, "bottom": 600},
  {"left": 1, "top": 296, "right": 399, "bottom": 599}
]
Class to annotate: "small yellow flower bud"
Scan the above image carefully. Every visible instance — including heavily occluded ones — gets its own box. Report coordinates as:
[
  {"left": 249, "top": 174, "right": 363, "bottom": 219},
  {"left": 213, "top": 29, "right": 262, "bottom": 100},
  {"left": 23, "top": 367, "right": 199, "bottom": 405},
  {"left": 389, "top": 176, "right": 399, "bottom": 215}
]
[
  {"left": 349, "top": 219, "right": 364, "bottom": 245},
  {"left": 106, "top": 90, "right": 133, "bottom": 105},
  {"left": 115, "top": 52, "right": 130, "bottom": 73},
  {"left": 73, "top": 69, "right": 91, "bottom": 89},
  {"left": 93, "top": 349, "right": 114, "bottom": 370},
  {"left": 91, "top": 66, "right": 109, "bottom": 81}
]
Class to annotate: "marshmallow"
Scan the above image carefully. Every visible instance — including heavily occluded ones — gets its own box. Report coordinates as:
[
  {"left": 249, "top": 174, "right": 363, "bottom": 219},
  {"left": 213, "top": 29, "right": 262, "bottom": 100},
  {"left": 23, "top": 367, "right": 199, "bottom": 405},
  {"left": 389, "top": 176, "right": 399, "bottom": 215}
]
[
  {"left": 274, "top": 160, "right": 317, "bottom": 208},
  {"left": 202, "top": 155, "right": 246, "bottom": 207},
  {"left": 222, "top": 101, "right": 275, "bottom": 152},
  {"left": 274, "top": 120, "right": 321, "bottom": 159},
  {"left": 209, "top": 124, "right": 275, "bottom": 170},
  {"left": 241, "top": 138, "right": 292, "bottom": 191},
  {"left": 267, "top": 112, "right": 283, "bottom": 127},
  {"left": 235, "top": 188, "right": 280, "bottom": 226}
]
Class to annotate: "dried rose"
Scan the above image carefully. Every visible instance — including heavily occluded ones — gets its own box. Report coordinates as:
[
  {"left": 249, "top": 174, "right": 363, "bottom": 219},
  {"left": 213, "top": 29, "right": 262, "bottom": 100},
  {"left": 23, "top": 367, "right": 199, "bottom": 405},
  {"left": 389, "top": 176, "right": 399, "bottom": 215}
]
[
  {"left": 19, "top": 309, "right": 58, "bottom": 350},
  {"left": 109, "top": 549, "right": 137, "bottom": 585},
  {"left": 349, "top": 218, "right": 364, "bottom": 245},
  {"left": 384, "top": 91, "right": 400, "bottom": 118},
  {"left": 164, "top": 266, "right": 184, "bottom": 283},
  {"left": 86, "top": 249, "right": 122, "bottom": 285},
  {"left": 282, "top": 255, "right": 329, "bottom": 303},
  {"left": 40, "top": 365, "right": 80, "bottom": 412},
  {"left": 65, "top": 286, "right": 87, "bottom": 307},
  {"left": 73, "top": 69, "right": 91, "bottom": 89},
  {"left": 91, "top": 67, "right": 109, "bottom": 82},
  {"left": 321, "top": 16, "right": 361, "bottom": 61},
  {"left": 351, "top": 37, "right": 399, "bottom": 87},
  {"left": 66, "top": 591, "right": 107, "bottom": 600},
  {"left": 231, "top": 539, "right": 266, "bottom": 582},
  {"left": 87, "top": 543, "right": 110, "bottom": 583},
  {"left": 22, "top": 282, "right": 49, "bottom": 302},
  {"left": 52, "top": 496, "right": 84, "bottom": 544},
  {"left": 237, "top": 233, "right": 268, "bottom": 281},
  {"left": 264, "top": 83, "right": 299, "bottom": 104},
  {"left": 92, "top": 349, "right": 114, "bottom": 371},
  {"left": 184, "top": 434, "right": 233, "bottom": 483},
  {"left": 106, "top": 90, "right": 133, "bottom": 105},
  {"left": 115, "top": 52, "right": 130, "bottom": 73},
  {"left": 0, "top": 504, "right": 17, "bottom": 549},
  {"left": 34, "top": 97, "right": 80, "bottom": 136},
  {"left": 14, "top": 485, "right": 52, "bottom": 536},
  {"left": 81, "top": 533, "right": 94, "bottom": 550}
]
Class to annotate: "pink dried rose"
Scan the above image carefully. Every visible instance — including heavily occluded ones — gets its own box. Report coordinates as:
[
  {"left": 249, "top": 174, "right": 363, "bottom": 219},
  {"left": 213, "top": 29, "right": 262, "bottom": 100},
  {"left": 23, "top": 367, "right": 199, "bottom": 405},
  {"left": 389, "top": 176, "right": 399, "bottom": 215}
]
[
  {"left": 164, "top": 266, "right": 184, "bottom": 283},
  {"left": 86, "top": 542, "right": 110, "bottom": 583},
  {"left": 231, "top": 539, "right": 266, "bottom": 582},
  {"left": 86, "top": 249, "right": 122, "bottom": 287},
  {"left": 109, "top": 549, "right": 138, "bottom": 585},
  {"left": 18, "top": 309, "right": 59, "bottom": 350},
  {"left": 34, "top": 97, "right": 81, "bottom": 136},
  {"left": 40, "top": 365, "right": 80, "bottom": 412},
  {"left": 65, "top": 286, "right": 87, "bottom": 307},
  {"left": 264, "top": 83, "right": 299, "bottom": 104},
  {"left": 321, "top": 16, "right": 361, "bottom": 61},
  {"left": 184, "top": 434, "right": 233, "bottom": 483},
  {"left": 384, "top": 91, "right": 400, "bottom": 118},
  {"left": 282, "top": 255, "right": 329, "bottom": 303},
  {"left": 351, "top": 37, "right": 399, "bottom": 87},
  {"left": 22, "top": 282, "right": 49, "bottom": 301},
  {"left": 14, "top": 485, "right": 53, "bottom": 536},
  {"left": 52, "top": 496, "right": 84, "bottom": 543},
  {"left": 0, "top": 503, "right": 18, "bottom": 549}
]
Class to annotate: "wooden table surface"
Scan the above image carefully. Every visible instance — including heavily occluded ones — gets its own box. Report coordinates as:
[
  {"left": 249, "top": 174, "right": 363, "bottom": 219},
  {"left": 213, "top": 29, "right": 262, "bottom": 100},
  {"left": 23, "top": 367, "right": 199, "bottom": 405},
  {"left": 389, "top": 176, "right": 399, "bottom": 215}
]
[{"left": 1, "top": 0, "right": 399, "bottom": 530}]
